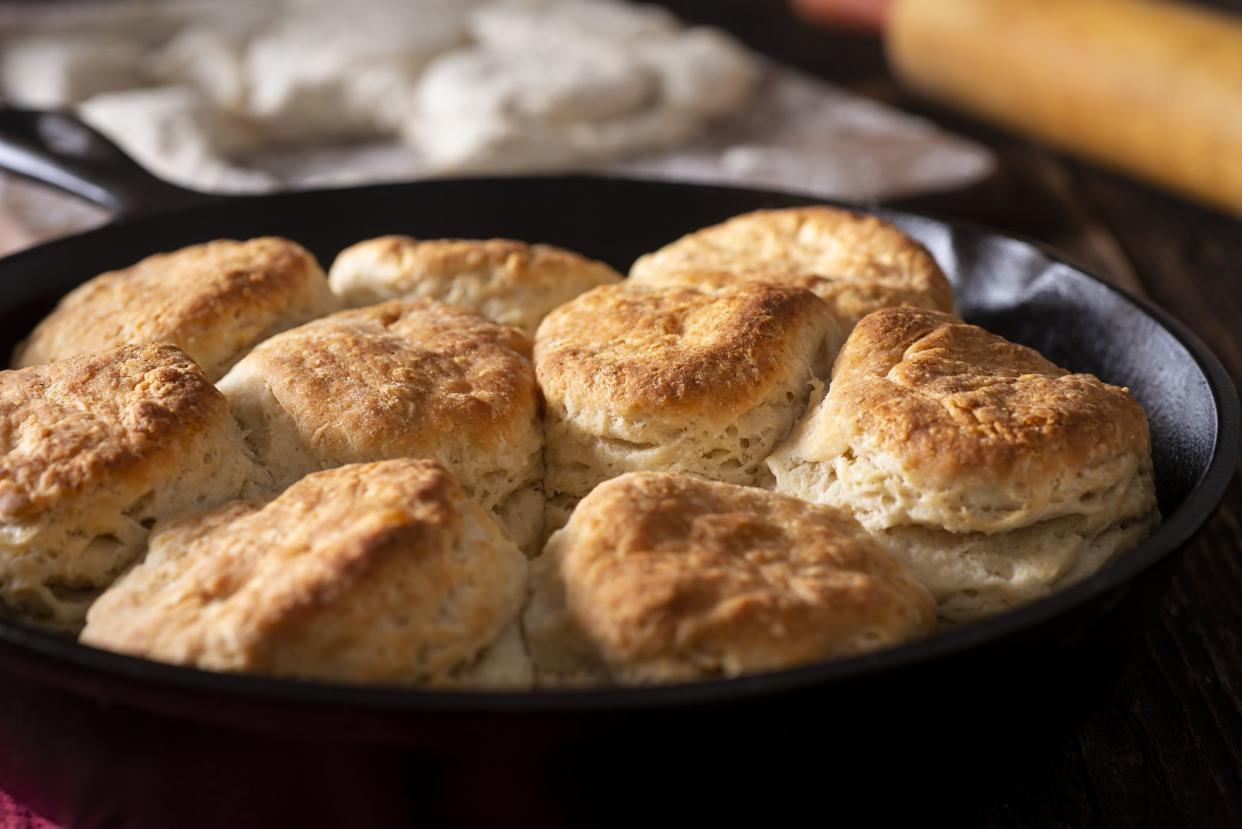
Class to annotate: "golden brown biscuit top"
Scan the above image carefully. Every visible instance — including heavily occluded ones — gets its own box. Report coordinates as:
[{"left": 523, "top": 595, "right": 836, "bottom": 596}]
[
  {"left": 80, "top": 459, "right": 520, "bottom": 677},
  {"left": 235, "top": 299, "right": 537, "bottom": 455},
  {"left": 334, "top": 236, "right": 622, "bottom": 292},
  {"left": 12, "top": 237, "right": 324, "bottom": 370},
  {"left": 534, "top": 281, "right": 838, "bottom": 418},
  {"left": 629, "top": 206, "right": 954, "bottom": 325},
  {"left": 0, "top": 344, "right": 227, "bottom": 520},
  {"left": 827, "top": 306, "right": 1151, "bottom": 489},
  {"left": 552, "top": 472, "right": 935, "bottom": 676}
]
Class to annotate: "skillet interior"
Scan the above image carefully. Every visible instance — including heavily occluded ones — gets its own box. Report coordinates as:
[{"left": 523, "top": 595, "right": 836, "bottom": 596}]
[{"left": 0, "top": 175, "right": 1232, "bottom": 720}]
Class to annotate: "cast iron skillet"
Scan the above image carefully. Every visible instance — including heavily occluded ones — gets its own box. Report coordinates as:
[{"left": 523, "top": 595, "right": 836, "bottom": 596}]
[{"left": 0, "top": 109, "right": 1236, "bottom": 826}]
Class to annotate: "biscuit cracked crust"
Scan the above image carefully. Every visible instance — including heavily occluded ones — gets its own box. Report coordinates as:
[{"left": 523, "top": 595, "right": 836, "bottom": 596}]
[
  {"left": 525, "top": 472, "right": 935, "bottom": 686},
  {"left": 629, "top": 206, "right": 955, "bottom": 329},
  {"left": 535, "top": 281, "right": 842, "bottom": 529},
  {"left": 12, "top": 237, "right": 338, "bottom": 381},
  {"left": 217, "top": 299, "right": 544, "bottom": 551},
  {"left": 2, "top": 218, "right": 1165, "bottom": 677},
  {"left": 767, "top": 307, "right": 1159, "bottom": 620},
  {"left": 328, "top": 236, "right": 623, "bottom": 336},
  {"left": 81, "top": 459, "right": 530, "bottom": 688},
  {"left": 0, "top": 345, "right": 256, "bottom": 630}
]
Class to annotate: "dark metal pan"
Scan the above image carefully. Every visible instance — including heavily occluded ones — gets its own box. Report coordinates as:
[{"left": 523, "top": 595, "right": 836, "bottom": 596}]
[{"left": 0, "top": 109, "right": 1236, "bottom": 826}]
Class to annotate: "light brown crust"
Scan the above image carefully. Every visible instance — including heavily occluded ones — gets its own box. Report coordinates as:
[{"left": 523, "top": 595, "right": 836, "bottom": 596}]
[
  {"left": 534, "top": 281, "right": 838, "bottom": 419},
  {"left": 12, "top": 237, "right": 336, "bottom": 379},
  {"left": 0, "top": 344, "right": 229, "bottom": 520},
  {"left": 531, "top": 472, "right": 934, "bottom": 683},
  {"left": 217, "top": 299, "right": 544, "bottom": 513},
  {"left": 768, "top": 306, "right": 1158, "bottom": 618},
  {"left": 81, "top": 459, "right": 528, "bottom": 686},
  {"left": 826, "top": 306, "right": 1151, "bottom": 493},
  {"left": 328, "top": 236, "right": 622, "bottom": 335},
  {"left": 629, "top": 206, "right": 955, "bottom": 327},
  {"left": 333, "top": 235, "right": 620, "bottom": 292},
  {"left": 228, "top": 298, "right": 537, "bottom": 462}
]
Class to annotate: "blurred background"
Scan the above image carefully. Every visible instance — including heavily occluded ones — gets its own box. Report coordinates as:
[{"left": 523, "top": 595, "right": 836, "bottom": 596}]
[
  {"left": 0, "top": 0, "right": 987, "bottom": 186},
  {"left": 0, "top": 0, "right": 999, "bottom": 253},
  {"left": 1, "top": 0, "right": 1241, "bottom": 825},
  {"left": 2, "top": 0, "right": 1239, "bottom": 256}
]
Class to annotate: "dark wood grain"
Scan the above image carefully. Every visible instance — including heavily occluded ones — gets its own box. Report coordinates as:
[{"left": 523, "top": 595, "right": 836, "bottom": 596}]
[{"left": 660, "top": 1, "right": 1242, "bottom": 825}]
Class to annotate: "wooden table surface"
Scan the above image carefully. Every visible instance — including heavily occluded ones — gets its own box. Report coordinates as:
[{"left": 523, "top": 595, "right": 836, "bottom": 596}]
[{"left": 662, "top": 1, "right": 1242, "bottom": 824}]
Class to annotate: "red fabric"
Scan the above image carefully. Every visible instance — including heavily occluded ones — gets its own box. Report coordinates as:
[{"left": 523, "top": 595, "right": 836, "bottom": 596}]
[{"left": 0, "top": 790, "right": 56, "bottom": 829}]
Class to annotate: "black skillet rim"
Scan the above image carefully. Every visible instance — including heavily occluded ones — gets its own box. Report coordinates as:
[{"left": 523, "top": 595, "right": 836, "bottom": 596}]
[{"left": 0, "top": 176, "right": 1235, "bottom": 715}]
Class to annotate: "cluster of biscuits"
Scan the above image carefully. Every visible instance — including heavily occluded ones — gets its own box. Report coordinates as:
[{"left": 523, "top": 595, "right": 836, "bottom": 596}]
[{"left": 0, "top": 206, "right": 1159, "bottom": 689}]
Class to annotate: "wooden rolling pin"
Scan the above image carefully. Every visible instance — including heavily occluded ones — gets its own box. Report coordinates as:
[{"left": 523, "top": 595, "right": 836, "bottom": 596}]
[{"left": 883, "top": 0, "right": 1242, "bottom": 217}]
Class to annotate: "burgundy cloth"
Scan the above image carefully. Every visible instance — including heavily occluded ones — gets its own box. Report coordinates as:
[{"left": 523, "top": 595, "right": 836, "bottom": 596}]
[{"left": 0, "top": 790, "right": 55, "bottom": 829}]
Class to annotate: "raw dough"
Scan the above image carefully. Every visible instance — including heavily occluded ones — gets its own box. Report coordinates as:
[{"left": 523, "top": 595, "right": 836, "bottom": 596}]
[
  {"left": 0, "top": 0, "right": 993, "bottom": 203},
  {"left": 408, "top": 44, "right": 665, "bottom": 170},
  {"left": 1, "top": 34, "right": 146, "bottom": 107},
  {"left": 243, "top": 0, "right": 473, "bottom": 140},
  {"left": 407, "top": 1, "right": 759, "bottom": 172},
  {"left": 77, "top": 87, "right": 274, "bottom": 192},
  {"left": 471, "top": 0, "right": 680, "bottom": 47}
]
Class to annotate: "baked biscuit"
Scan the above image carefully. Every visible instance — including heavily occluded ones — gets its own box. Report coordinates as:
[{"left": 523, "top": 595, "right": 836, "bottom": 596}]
[
  {"left": 525, "top": 472, "right": 935, "bottom": 686},
  {"left": 0, "top": 345, "right": 256, "bottom": 630},
  {"left": 767, "top": 307, "right": 1160, "bottom": 621},
  {"left": 217, "top": 299, "right": 544, "bottom": 552},
  {"left": 535, "top": 281, "right": 842, "bottom": 533},
  {"left": 629, "top": 206, "right": 955, "bottom": 329},
  {"left": 12, "top": 237, "right": 337, "bottom": 381},
  {"left": 327, "top": 236, "right": 622, "bottom": 336},
  {"left": 81, "top": 460, "right": 530, "bottom": 688}
]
